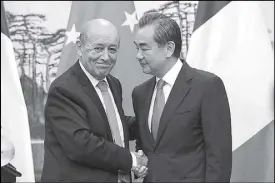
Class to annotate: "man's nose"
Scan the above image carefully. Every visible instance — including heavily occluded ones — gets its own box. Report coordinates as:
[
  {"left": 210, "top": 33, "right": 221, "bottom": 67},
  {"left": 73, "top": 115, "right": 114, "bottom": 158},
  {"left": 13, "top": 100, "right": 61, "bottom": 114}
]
[
  {"left": 101, "top": 48, "right": 109, "bottom": 61},
  {"left": 136, "top": 49, "right": 144, "bottom": 60}
]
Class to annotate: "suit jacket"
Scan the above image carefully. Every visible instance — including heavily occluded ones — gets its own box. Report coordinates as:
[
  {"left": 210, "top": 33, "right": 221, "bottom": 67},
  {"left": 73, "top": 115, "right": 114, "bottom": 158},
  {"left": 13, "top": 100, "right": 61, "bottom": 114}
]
[
  {"left": 131, "top": 60, "right": 232, "bottom": 182},
  {"left": 41, "top": 61, "right": 133, "bottom": 182}
]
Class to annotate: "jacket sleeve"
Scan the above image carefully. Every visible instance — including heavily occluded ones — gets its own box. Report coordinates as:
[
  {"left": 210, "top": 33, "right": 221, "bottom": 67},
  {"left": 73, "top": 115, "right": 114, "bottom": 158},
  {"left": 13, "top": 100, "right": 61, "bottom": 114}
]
[
  {"left": 45, "top": 86, "right": 132, "bottom": 173},
  {"left": 115, "top": 77, "right": 137, "bottom": 141},
  {"left": 201, "top": 76, "right": 232, "bottom": 182},
  {"left": 131, "top": 87, "right": 143, "bottom": 152},
  {"left": 131, "top": 87, "right": 144, "bottom": 180}
]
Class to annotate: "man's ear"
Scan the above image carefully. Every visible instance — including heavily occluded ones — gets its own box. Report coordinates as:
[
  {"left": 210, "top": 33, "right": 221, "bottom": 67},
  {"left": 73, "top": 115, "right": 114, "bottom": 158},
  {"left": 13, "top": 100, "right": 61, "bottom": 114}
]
[
  {"left": 76, "top": 40, "right": 82, "bottom": 57},
  {"left": 165, "top": 41, "right": 175, "bottom": 57}
]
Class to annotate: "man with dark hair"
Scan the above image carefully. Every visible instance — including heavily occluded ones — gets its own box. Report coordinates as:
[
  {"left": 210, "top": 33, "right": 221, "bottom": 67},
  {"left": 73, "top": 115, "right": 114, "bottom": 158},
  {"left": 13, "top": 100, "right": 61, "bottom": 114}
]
[
  {"left": 42, "top": 19, "right": 147, "bottom": 182},
  {"left": 131, "top": 12, "right": 232, "bottom": 182}
]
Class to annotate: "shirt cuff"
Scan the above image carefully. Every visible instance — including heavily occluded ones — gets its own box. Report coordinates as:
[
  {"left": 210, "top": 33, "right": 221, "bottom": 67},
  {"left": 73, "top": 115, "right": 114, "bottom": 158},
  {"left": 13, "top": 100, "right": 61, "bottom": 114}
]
[{"left": 131, "top": 152, "right": 137, "bottom": 168}]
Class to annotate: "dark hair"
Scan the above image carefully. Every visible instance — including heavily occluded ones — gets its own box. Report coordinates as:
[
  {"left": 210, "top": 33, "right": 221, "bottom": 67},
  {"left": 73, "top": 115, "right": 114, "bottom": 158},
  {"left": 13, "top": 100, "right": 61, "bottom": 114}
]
[{"left": 138, "top": 12, "right": 182, "bottom": 58}]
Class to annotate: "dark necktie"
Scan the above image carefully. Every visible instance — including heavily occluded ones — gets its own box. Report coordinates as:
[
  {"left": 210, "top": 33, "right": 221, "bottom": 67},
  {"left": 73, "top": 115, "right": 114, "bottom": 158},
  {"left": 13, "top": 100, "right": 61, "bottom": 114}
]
[{"left": 151, "top": 79, "right": 166, "bottom": 140}]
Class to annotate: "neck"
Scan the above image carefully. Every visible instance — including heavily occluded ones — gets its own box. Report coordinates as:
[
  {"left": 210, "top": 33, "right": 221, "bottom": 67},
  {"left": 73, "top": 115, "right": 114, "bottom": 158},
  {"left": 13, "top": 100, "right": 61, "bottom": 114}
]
[{"left": 155, "top": 57, "right": 178, "bottom": 78}]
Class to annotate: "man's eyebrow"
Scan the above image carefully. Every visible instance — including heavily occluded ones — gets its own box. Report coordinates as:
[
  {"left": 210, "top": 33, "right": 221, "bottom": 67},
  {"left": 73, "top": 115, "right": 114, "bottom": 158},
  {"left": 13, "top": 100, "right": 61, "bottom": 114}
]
[
  {"left": 133, "top": 41, "right": 148, "bottom": 47},
  {"left": 90, "top": 43, "right": 103, "bottom": 46},
  {"left": 90, "top": 43, "right": 118, "bottom": 47},
  {"left": 109, "top": 44, "right": 118, "bottom": 47}
]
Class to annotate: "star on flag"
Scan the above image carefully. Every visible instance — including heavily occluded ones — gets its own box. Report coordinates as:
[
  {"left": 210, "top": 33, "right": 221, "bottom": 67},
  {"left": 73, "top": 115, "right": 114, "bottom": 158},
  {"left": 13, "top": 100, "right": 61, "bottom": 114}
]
[
  {"left": 65, "top": 24, "right": 80, "bottom": 45},
  {"left": 121, "top": 11, "right": 138, "bottom": 33}
]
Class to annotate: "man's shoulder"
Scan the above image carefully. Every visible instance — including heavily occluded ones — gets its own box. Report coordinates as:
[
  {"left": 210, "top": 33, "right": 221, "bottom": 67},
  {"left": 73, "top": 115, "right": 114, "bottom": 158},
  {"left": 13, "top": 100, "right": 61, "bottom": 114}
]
[
  {"left": 108, "top": 74, "right": 120, "bottom": 84},
  {"left": 48, "top": 66, "right": 77, "bottom": 94},
  {"left": 191, "top": 66, "right": 221, "bottom": 83},
  {"left": 133, "top": 77, "right": 154, "bottom": 94},
  {"left": 188, "top": 66, "right": 225, "bottom": 90}
]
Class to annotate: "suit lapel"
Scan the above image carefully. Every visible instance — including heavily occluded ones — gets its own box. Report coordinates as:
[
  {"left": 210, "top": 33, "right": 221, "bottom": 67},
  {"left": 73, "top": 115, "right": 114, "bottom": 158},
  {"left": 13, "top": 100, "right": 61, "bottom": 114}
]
[
  {"left": 73, "top": 61, "right": 111, "bottom": 136},
  {"left": 74, "top": 64, "right": 129, "bottom": 147},
  {"left": 155, "top": 61, "right": 193, "bottom": 147},
  {"left": 139, "top": 78, "right": 156, "bottom": 147}
]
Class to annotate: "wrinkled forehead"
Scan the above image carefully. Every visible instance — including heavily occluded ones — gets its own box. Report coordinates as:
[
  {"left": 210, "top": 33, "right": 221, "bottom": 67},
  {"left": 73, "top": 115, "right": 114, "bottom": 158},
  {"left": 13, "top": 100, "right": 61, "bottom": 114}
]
[
  {"left": 86, "top": 34, "right": 120, "bottom": 47},
  {"left": 82, "top": 24, "right": 120, "bottom": 46}
]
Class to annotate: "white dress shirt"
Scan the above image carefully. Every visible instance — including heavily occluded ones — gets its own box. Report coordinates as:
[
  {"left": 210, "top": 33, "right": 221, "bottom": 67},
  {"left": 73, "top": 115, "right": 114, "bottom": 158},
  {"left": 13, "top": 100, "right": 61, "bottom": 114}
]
[
  {"left": 79, "top": 61, "right": 137, "bottom": 167},
  {"left": 148, "top": 59, "right": 183, "bottom": 132}
]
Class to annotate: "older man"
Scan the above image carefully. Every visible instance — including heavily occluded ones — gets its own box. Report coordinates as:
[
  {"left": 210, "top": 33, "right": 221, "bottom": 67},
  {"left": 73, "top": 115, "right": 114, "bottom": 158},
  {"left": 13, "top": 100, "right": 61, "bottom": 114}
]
[{"left": 41, "top": 19, "right": 147, "bottom": 182}]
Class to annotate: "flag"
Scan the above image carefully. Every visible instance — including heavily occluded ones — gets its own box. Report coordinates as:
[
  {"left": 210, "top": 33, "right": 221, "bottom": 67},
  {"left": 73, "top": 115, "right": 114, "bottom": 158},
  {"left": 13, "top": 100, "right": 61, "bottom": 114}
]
[
  {"left": 57, "top": 1, "right": 151, "bottom": 116},
  {"left": 1, "top": 1, "right": 35, "bottom": 182},
  {"left": 187, "top": 1, "right": 274, "bottom": 182}
]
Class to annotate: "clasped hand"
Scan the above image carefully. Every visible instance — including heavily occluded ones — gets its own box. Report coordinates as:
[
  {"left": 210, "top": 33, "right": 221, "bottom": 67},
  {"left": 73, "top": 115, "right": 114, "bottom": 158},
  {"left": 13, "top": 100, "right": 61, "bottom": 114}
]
[{"left": 132, "top": 150, "right": 148, "bottom": 178}]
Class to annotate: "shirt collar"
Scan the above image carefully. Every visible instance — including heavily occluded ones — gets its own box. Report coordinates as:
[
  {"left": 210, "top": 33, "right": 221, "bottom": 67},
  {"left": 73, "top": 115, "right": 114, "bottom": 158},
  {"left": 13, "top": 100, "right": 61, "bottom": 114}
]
[
  {"left": 156, "top": 59, "right": 183, "bottom": 87},
  {"left": 79, "top": 60, "right": 108, "bottom": 88}
]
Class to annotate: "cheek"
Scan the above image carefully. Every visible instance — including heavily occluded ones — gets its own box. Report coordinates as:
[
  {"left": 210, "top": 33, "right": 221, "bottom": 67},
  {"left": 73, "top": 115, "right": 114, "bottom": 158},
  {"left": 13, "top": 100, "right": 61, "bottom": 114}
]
[
  {"left": 150, "top": 51, "right": 165, "bottom": 65},
  {"left": 87, "top": 54, "right": 101, "bottom": 67},
  {"left": 144, "top": 54, "right": 157, "bottom": 67},
  {"left": 109, "top": 53, "right": 117, "bottom": 61},
  {"left": 107, "top": 55, "right": 117, "bottom": 67},
  {"left": 85, "top": 55, "right": 99, "bottom": 69},
  {"left": 87, "top": 53, "right": 99, "bottom": 61},
  {"left": 110, "top": 58, "right": 116, "bottom": 66}
]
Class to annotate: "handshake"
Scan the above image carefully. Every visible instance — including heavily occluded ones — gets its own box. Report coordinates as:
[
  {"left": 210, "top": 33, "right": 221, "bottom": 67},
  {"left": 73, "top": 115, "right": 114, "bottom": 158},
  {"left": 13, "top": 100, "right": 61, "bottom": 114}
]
[{"left": 131, "top": 150, "right": 148, "bottom": 178}]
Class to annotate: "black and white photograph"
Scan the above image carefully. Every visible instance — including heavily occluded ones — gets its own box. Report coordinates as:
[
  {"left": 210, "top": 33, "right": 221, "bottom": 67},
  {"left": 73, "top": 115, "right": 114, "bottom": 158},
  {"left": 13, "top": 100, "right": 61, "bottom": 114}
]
[{"left": 1, "top": 1, "right": 274, "bottom": 182}]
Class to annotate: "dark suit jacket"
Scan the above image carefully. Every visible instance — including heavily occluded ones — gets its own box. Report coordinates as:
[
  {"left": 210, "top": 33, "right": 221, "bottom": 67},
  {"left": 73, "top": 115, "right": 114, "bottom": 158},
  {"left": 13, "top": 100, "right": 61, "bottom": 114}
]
[
  {"left": 131, "top": 61, "right": 232, "bottom": 182},
  {"left": 41, "top": 61, "right": 133, "bottom": 182}
]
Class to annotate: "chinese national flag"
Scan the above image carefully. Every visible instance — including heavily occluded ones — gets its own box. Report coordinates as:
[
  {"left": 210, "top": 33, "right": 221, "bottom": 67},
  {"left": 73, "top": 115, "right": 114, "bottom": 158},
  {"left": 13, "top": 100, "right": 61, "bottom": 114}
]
[{"left": 57, "top": 1, "right": 150, "bottom": 116}]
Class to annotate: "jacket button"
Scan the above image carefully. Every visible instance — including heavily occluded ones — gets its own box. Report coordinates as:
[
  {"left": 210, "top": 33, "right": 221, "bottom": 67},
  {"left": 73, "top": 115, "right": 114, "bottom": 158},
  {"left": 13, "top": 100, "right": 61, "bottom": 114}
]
[{"left": 152, "top": 152, "right": 158, "bottom": 156}]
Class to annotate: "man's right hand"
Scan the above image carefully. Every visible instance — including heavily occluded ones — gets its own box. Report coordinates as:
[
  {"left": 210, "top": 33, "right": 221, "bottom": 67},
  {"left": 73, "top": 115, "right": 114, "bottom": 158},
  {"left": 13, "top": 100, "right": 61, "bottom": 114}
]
[
  {"left": 132, "top": 150, "right": 148, "bottom": 178},
  {"left": 134, "top": 150, "right": 148, "bottom": 168}
]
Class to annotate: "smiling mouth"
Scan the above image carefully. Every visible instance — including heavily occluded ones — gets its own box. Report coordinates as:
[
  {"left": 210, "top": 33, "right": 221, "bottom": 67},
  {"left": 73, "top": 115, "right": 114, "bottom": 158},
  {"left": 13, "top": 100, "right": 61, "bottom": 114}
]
[{"left": 96, "top": 63, "right": 111, "bottom": 67}]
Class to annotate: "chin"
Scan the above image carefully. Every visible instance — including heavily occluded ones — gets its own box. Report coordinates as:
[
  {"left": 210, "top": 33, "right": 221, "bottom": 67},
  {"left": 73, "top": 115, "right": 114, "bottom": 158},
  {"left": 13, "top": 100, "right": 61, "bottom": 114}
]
[
  {"left": 142, "top": 67, "right": 152, "bottom": 75},
  {"left": 96, "top": 66, "right": 110, "bottom": 73},
  {"left": 93, "top": 74, "right": 105, "bottom": 80}
]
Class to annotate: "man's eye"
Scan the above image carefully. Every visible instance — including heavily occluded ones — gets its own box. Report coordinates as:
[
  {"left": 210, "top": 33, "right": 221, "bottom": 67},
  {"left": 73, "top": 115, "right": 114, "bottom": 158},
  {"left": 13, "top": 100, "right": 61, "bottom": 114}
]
[
  {"left": 93, "top": 47, "right": 103, "bottom": 52},
  {"left": 141, "top": 48, "right": 149, "bottom": 51},
  {"left": 136, "top": 47, "right": 149, "bottom": 52},
  {"left": 109, "top": 48, "right": 117, "bottom": 54}
]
